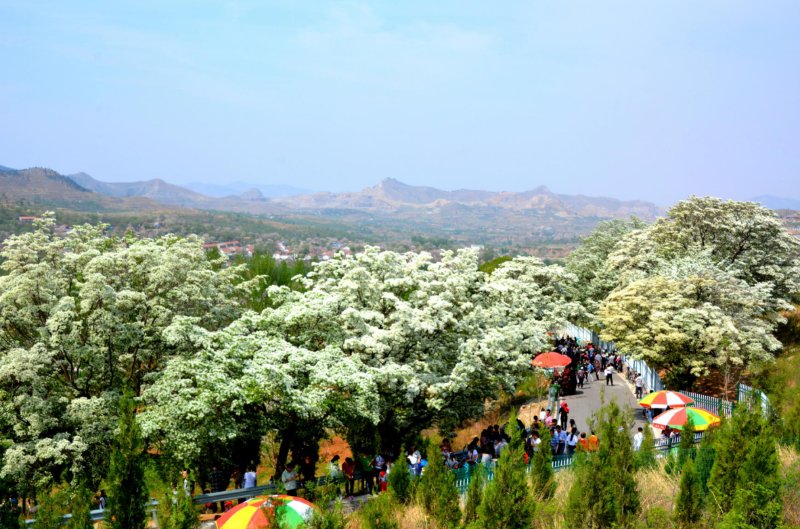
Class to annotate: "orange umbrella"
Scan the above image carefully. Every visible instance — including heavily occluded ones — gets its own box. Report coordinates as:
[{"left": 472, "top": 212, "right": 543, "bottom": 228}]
[{"left": 531, "top": 352, "right": 572, "bottom": 369}]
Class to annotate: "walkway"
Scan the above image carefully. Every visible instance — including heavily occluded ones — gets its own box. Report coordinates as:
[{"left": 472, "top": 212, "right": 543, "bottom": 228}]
[{"left": 551, "top": 368, "right": 647, "bottom": 436}]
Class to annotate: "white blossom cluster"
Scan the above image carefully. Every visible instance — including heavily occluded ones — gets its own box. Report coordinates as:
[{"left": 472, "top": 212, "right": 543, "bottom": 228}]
[{"left": 568, "top": 197, "right": 800, "bottom": 385}]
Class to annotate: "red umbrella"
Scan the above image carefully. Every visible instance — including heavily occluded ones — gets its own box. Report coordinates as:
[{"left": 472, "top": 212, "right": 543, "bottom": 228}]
[{"left": 531, "top": 352, "right": 572, "bottom": 369}]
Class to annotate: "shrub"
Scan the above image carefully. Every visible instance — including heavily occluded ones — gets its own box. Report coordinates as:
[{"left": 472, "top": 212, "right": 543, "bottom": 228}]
[
  {"left": 360, "top": 493, "right": 399, "bottom": 529},
  {"left": 307, "top": 501, "right": 347, "bottom": 529}
]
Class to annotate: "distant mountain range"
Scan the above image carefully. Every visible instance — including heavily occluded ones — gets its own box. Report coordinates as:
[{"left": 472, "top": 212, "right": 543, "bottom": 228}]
[
  {"left": 3, "top": 162, "right": 797, "bottom": 248},
  {"left": 273, "top": 178, "right": 662, "bottom": 218},
  {"left": 183, "top": 181, "right": 312, "bottom": 198}
]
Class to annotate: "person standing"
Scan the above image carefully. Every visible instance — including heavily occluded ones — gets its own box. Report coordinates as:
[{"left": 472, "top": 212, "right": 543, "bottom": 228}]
[
  {"left": 371, "top": 454, "right": 385, "bottom": 495},
  {"left": 328, "top": 455, "right": 342, "bottom": 497},
  {"left": 282, "top": 462, "right": 299, "bottom": 496},
  {"left": 566, "top": 428, "right": 579, "bottom": 455},
  {"left": 635, "top": 373, "right": 644, "bottom": 399},
  {"left": 633, "top": 427, "right": 644, "bottom": 451},
  {"left": 300, "top": 455, "right": 316, "bottom": 489},
  {"left": 181, "top": 469, "right": 193, "bottom": 497},
  {"left": 605, "top": 365, "right": 614, "bottom": 386},
  {"left": 342, "top": 457, "right": 356, "bottom": 499},
  {"left": 559, "top": 402, "right": 570, "bottom": 430},
  {"left": 242, "top": 465, "right": 257, "bottom": 489}
]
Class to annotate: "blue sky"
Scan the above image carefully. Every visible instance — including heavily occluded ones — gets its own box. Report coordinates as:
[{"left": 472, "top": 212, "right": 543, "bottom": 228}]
[{"left": 1, "top": 1, "right": 798, "bottom": 204}]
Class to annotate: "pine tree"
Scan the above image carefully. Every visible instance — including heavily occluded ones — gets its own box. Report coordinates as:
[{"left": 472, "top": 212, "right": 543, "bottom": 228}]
[
  {"left": 66, "top": 483, "right": 95, "bottom": 529},
  {"left": 674, "top": 458, "right": 703, "bottom": 528},
  {"left": 564, "top": 398, "right": 639, "bottom": 528},
  {"left": 635, "top": 425, "right": 657, "bottom": 470},
  {"left": 718, "top": 421, "right": 783, "bottom": 529},
  {"left": 32, "top": 489, "right": 63, "bottom": 529},
  {"left": 169, "top": 492, "right": 198, "bottom": 529},
  {"left": 462, "top": 464, "right": 485, "bottom": 528},
  {"left": 694, "top": 429, "right": 716, "bottom": 494},
  {"left": 564, "top": 450, "right": 594, "bottom": 527},
  {"left": 708, "top": 410, "right": 761, "bottom": 512},
  {"left": 387, "top": 460, "right": 411, "bottom": 504},
  {"left": 530, "top": 427, "right": 555, "bottom": 499},
  {"left": 475, "top": 414, "right": 535, "bottom": 529},
  {"left": 417, "top": 440, "right": 461, "bottom": 529},
  {"left": 676, "top": 416, "right": 695, "bottom": 472},
  {"left": 106, "top": 391, "right": 149, "bottom": 529}
]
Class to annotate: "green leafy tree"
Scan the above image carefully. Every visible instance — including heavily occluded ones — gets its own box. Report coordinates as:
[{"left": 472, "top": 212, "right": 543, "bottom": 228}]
[
  {"left": 476, "top": 415, "right": 535, "bottom": 529},
  {"left": 674, "top": 458, "right": 703, "bottom": 528},
  {"left": 417, "top": 441, "right": 461, "bottom": 529},
  {"left": 530, "top": 426, "right": 555, "bottom": 499},
  {"left": 106, "top": 392, "right": 148, "bottom": 529}
]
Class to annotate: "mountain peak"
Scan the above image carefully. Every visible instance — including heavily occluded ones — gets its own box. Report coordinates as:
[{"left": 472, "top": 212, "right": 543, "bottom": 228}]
[{"left": 239, "top": 187, "right": 265, "bottom": 201}]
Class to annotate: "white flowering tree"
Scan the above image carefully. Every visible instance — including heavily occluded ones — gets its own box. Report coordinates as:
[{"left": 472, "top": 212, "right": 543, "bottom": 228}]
[
  {"left": 0, "top": 215, "right": 244, "bottom": 489},
  {"left": 139, "top": 313, "right": 378, "bottom": 475},
  {"left": 596, "top": 197, "right": 800, "bottom": 389},
  {"left": 254, "top": 248, "right": 576, "bottom": 455},
  {"left": 600, "top": 255, "right": 783, "bottom": 390},
  {"left": 564, "top": 218, "right": 646, "bottom": 327}
]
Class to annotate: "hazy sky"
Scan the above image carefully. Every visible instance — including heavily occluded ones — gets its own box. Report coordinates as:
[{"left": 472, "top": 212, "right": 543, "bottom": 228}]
[{"left": 1, "top": 1, "right": 798, "bottom": 204}]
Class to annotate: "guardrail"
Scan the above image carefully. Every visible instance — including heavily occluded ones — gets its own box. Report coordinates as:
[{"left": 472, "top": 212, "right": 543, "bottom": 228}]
[{"left": 23, "top": 500, "right": 159, "bottom": 527}]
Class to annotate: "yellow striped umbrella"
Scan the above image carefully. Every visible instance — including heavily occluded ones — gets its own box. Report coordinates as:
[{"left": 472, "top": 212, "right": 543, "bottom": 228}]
[{"left": 215, "top": 495, "right": 317, "bottom": 529}]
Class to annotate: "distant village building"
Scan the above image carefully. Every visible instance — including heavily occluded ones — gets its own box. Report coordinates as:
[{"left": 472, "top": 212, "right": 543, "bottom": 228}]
[
  {"left": 18, "top": 216, "right": 38, "bottom": 223},
  {"left": 202, "top": 240, "right": 253, "bottom": 257}
]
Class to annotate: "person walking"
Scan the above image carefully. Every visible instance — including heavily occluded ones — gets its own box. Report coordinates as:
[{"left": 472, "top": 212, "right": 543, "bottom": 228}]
[
  {"left": 605, "top": 365, "right": 614, "bottom": 386},
  {"left": 635, "top": 373, "right": 644, "bottom": 399},
  {"left": 559, "top": 402, "right": 570, "bottom": 431}
]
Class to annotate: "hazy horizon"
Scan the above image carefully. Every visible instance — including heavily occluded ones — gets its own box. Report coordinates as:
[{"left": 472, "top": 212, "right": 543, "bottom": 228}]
[{"left": 2, "top": 1, "right": 799, "bottom": 205}]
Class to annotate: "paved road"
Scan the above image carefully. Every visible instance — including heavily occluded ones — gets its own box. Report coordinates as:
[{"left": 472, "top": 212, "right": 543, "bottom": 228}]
[{"left": 546, "top": 367, "right": 647, "bottom": 437}]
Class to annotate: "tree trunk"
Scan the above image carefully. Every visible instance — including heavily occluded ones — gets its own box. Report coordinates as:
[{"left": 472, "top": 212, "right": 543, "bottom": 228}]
[{"left": 273, "top": 424, "right": 295, "bottom": 481}]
